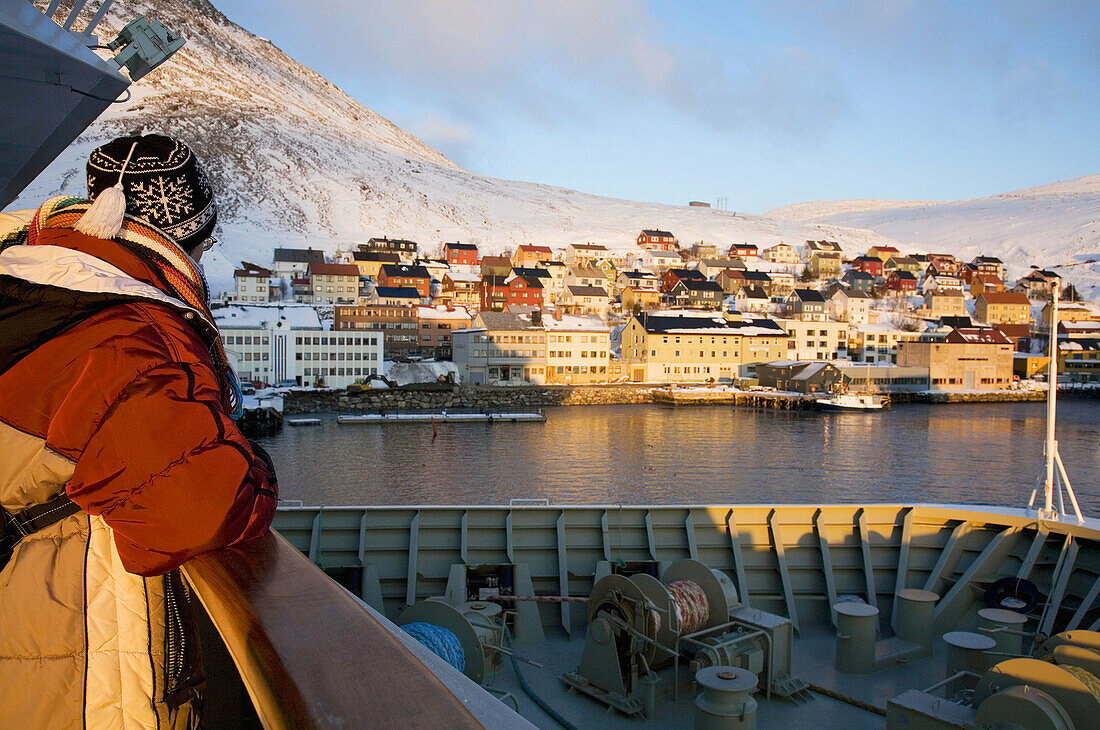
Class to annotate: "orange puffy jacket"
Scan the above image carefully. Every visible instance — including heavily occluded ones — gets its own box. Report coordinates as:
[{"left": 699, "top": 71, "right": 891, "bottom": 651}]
[{"left": 0, "top": 220, "right": 277, "bottom": 728}]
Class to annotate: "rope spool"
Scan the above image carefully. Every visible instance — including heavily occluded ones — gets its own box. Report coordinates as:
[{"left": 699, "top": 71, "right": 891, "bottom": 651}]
[
  {"left": 668, "top": 579, "right": 710, "bottom": 635},
  {"left": 1060, "top": 665, "right": 1100, "bottom": 702},
  {"left": 398, "top": 601, "right": 485, "bottom": 682},
  {"left": 403, "top": 621, "right": 466, "bottom": 672}
]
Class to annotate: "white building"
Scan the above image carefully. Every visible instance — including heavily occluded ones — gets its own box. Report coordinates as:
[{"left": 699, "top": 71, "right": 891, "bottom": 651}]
[
  {"left": 828, "top": 287, "right": 871, "bottom": 324},
  {"left": 213, "top": 304, "right": 382, "bottom": 387},
  {"left": 272, "top": 247, "right": 325, "bottom": 278},
  {"left": 233, "top": 265, "right": 273, "bottom": 303}
]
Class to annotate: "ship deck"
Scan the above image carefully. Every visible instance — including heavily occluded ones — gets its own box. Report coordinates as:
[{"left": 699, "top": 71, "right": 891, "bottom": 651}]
[
  {"left": 266, "top": 502, "right": 1100, "bottom": 729},
  {"left": 482, "top": 623, "right": 944, "bottom": 728}
]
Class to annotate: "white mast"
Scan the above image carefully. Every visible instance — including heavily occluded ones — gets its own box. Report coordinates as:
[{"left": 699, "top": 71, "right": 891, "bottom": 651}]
[{"left": 1029, "top": 280, "right": 1082, "bottom": 522}]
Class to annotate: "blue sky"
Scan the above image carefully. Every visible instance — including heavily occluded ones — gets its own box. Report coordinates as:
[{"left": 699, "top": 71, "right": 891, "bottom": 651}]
[{"left": 214, "top": 0, "right": 1100, "bottom": 213}]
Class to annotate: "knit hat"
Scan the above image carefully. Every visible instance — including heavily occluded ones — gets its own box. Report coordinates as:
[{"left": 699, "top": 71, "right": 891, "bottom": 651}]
[{"left": 80, "top": 134, "right": 217, "bottom": 252}]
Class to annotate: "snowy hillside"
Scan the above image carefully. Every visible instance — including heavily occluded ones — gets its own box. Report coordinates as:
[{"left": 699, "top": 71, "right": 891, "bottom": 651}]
[
  {"left": 768, "top": 176, "right": 1100, "bottom": 300},
  {"left": 11, "top": 0, "right": 904, "bottom": 291},
  {"left": 11, "top": 1, "right": 1098, "bottom": 302}
]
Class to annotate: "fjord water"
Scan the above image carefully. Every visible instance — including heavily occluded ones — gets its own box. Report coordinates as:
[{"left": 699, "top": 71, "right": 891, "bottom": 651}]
[{"left": 261, "top": 401, "right": 1100, "bottom": 515}]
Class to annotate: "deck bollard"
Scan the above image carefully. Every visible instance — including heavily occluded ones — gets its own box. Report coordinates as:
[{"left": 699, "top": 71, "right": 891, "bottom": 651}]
[
  {"left": 942, "top": 631, "right": 995, "bottom": 697},
  {"left": 694, "top": 666, "right": 758, "bottom": 729},
  {"left": 895, "top": 589, "right": 940, "bottom": 651},
  {"left": 978, "top": 608, "right": 1028, "bottom": 656},
  {"left": 834, "top": 602, "right": 880, "bottom": 674}
]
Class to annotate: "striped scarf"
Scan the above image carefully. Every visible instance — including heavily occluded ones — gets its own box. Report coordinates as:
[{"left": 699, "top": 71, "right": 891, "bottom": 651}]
[{"left": 2, "top": 195, "right": 240, "bottom": 415}]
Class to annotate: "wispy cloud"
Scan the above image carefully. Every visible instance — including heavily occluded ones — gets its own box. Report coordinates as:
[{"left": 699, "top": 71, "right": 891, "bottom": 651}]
[{"left": 258, "top": 0, "right": 849, "bottom": 139}]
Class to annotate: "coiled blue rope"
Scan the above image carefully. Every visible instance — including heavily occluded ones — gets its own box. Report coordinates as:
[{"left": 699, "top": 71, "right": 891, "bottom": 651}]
[{"left": 403, "top": 622, "right": 466, "bottom": 672}]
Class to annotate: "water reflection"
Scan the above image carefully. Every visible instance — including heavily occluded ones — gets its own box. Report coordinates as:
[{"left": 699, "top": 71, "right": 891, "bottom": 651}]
[{"left": 260, "top": 401, "right": 1100, "bottom": 515}]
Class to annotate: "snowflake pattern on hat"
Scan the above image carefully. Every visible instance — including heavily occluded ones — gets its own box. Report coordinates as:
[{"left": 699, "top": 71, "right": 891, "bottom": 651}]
[{"left": 86, "top": 134, "right": 217, "bottom": 250}]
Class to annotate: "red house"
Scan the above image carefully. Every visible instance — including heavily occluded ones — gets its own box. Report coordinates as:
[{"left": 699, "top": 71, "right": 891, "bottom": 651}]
[
  {"left": 727, "top": 243, "right": 759, "bottom": 260},
  {"left": 443, "top": 241, "right": 479, "bottom": 266},
  {"left": 886, "top": 270, "right": 917, "bottom": 294},
  {"left": 659, "top": 268, "right": 706, "bottom": 293},
  {"left": 637, "top": 229, "right": 678, "bottom": 250},
  {"left": 378, "top": 263, "right": 432, "bottom": 297},
  {"left": 851, "top": 256, "right": 885, "bottom": 277},
  {"left": 480, "top": 273, "right": 544, "bottom": 311}
]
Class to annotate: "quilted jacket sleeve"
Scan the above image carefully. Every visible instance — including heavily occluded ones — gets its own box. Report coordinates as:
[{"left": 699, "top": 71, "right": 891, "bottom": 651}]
[{"left": 66, "top": 336, "right": 278, "bottom": 577}]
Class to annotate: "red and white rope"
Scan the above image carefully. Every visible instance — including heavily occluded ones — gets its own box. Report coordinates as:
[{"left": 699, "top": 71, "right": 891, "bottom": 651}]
[{"left": 667, "top": 579, "right": 709, "bottom": 635}]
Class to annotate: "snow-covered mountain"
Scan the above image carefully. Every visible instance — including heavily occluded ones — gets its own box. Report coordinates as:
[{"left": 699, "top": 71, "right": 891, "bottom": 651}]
[
  {"left": 769, "top": 177, "right": 1100, "bottom": 300},
  {"left": 11, "top": 0, "right": 905, "bottom": 290},
  {"left": 11, "top": 1, "right": 1099, "bottom": 301}
]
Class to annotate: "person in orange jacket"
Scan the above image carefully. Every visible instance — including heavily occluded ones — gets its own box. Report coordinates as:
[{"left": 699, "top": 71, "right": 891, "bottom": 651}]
[{"left": 0, "top": 135, "right": 278, "bottom": 728}]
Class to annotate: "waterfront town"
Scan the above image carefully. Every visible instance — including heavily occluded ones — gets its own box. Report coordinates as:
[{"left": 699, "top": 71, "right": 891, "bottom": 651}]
[{"left": 216, "top": 232, "right": 1099, "bottom": 393}]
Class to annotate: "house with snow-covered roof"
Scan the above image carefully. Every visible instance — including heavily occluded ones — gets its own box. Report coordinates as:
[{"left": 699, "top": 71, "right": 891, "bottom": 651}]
[
  {"left": 756, "top": 360, "right": 847, "bottom": 394},
  {"left": 800, "top": 240, "right": 843, "bottom": 263},
  {"left": 216, "top": 303, "right": 381, "bottom": 388},
  {"left": 234, "top": 263, "right": 274, "bottom": 303},
  {"left": 273, "top": 247, "right": 325, "bottom": 277}
]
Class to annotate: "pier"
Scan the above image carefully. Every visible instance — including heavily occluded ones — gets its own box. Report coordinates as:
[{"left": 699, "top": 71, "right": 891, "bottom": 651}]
[{"left": 651, "top": 389, "right": 816, "bottom": 409}]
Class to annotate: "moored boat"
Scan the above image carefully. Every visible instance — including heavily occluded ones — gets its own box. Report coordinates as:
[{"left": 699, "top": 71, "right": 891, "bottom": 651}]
[{"left": 815, "top": 392, "right": 888, "bottom": 410}]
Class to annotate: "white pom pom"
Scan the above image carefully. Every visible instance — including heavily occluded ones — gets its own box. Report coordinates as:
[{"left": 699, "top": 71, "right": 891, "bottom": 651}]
[{"left": 75, "top": 184, "right": 127, "bottom": 239}]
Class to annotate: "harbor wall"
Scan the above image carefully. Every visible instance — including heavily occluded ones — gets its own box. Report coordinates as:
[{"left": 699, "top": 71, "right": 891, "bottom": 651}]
[
  {"left": 284, "top": 384, "right": 656, "bottom": 414},
  {"left": 282, "top": 383, "right": 1084, "bottom": 414}
]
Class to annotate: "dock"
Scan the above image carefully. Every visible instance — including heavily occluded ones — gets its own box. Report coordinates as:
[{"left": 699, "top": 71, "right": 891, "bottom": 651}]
[
  {"left": 286, "top": 417, "right": 322, "bottom": 427},
  {"left": 652, "top": 389, "right": 815, "bottom": 409},
  {"left": 337, "top": 411, "right": 546, "bottom": 424}
]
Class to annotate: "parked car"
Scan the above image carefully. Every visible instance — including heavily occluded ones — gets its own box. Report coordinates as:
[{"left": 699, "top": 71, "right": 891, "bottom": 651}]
[{"left": 239, "top": 383, "right": 256, "bottom": 396}]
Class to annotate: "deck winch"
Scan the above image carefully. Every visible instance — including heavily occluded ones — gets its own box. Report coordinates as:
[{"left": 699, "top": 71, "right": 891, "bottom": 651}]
[
  {"left": 561, "top": 558, "right": 806, "bottom": 720},
  {"left": 887, "top": 629, "right": 1100, "bottom": 730},
  {"left": 398, "top": 598, "right": 522, "bottom": 685}
]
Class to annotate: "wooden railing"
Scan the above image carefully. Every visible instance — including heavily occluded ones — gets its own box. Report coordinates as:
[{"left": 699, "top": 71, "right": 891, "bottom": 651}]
[{"left": 181, "top": 530, "right": 482, "bottom": 729}]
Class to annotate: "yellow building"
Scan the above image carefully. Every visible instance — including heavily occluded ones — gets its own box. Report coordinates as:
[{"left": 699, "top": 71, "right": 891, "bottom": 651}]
[
  {"left": 441, "top": 272, "right": 481, "bottom": 310},
  {"left": 762, "top": 243, "right": 799, "bottom": 264},
  {"left": 776, "top": 318, "right": 850, "bottom": 361},
  {"left": 351, "top": 251, "right": 398, "bottom": 279},
  {"left": 975, "top": 291, "right": 1031, "bottom": 325},
  {"left": 512, "top": 244, "right": 554, "bottom": 269},
  {"left": 622, "top": 286, "right": 662, "bottom": 312},
  {"left": 621, "top": 311, "right": 788, "bottom": 382},
  {"left": 923, "top": 289, "right": 966, "bottom": 319},
  {"left": 1041, "top": 301, "right": 1100, "bottom": 328},
  {"left": 807, "top": 252, "right": 842, "bottom": 279},
  {"left": 851, "top": 325, "right": 921, "bottom": 364},
  {"left": 543, "top": 313, "right": 612, "bottom": 383}
]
